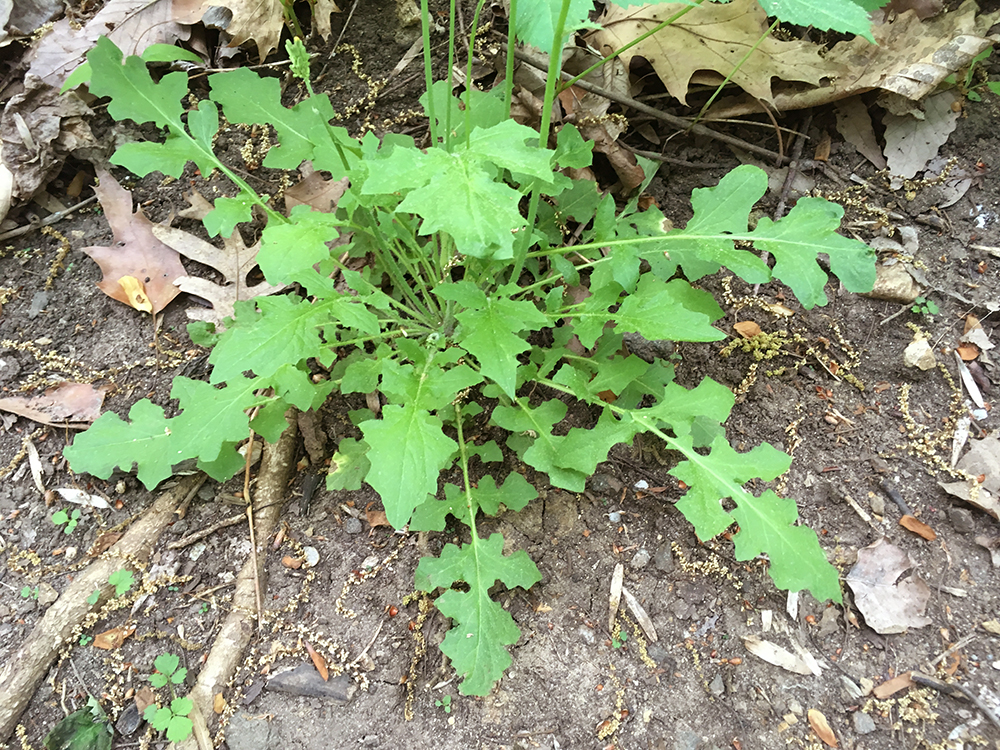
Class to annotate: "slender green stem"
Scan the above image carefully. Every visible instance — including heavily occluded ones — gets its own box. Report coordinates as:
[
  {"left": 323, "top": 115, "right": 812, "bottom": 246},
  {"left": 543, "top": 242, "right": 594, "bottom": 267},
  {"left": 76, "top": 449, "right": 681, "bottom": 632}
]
[
  {"left": 453, "top": 402, "right": 479, "bottom": 541},
  {"left": 464, "top": 0, "right": 489, "bottom": 144},
  {"left": 446, "top": 0, "right": 457, "bottom": 149},
  {"left": 420, "top": 0, "right": 439, "bottom": 145},
  {"left": 692, "top": 19, "right": 780, "bottom": 128},
  {"left": 507, "top": 0, "right": 571, "bottom": 287},
  {"left": 504, "top": 0, "right": 518, "bottom": 115}
]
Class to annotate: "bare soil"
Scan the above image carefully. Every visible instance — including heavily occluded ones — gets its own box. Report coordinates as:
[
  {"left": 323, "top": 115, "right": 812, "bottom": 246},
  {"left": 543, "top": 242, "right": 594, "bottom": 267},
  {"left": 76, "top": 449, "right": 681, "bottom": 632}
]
[{"left": 2, "top": 3, "right": 1000, "bottom": 750}]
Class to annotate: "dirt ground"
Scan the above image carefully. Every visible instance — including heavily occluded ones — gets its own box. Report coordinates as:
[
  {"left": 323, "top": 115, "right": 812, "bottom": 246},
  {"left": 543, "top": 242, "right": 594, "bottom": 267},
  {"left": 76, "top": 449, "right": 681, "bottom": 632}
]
[{"left": 2, "top": 2, "right": 1000, "bottom": 749}]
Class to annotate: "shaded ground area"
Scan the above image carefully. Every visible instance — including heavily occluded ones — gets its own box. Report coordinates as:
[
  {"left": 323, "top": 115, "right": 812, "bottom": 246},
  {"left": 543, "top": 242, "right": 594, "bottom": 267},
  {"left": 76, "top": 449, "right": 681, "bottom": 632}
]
[{"left": 2, "top": 2, "right": 1000, "bottom": 750}]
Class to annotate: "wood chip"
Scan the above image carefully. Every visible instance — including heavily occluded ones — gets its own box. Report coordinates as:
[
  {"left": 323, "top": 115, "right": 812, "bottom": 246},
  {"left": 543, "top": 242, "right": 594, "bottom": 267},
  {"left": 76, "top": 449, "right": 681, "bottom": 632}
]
[
  {"left": 899, "top": 514, "right": 937, "bottom": 540},
  {"left": 873, "top": 671, "right": 914, "bottom": 699},
  {"left": 621, "top": 585, "right": 657, "bottom": 642},
  {"left": 808, "top": 708, "right": 838, "bottom": 747},
  {"left": 609, "top": 563, "right": 624, "bottom": 632}
]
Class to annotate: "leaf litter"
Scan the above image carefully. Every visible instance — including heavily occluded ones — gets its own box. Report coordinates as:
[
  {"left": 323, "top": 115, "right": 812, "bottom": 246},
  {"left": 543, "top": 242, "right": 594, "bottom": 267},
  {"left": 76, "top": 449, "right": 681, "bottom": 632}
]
[{"left": 845, "top": 538, "right": 933, "bottom": 635}]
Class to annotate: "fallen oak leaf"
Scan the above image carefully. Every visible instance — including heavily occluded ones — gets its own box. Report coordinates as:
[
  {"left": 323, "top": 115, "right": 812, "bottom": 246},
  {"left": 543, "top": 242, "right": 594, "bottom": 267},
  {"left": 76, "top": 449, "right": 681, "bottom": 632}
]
[{"left": 81, "top": 170, "right": 187, "bottom": 315}]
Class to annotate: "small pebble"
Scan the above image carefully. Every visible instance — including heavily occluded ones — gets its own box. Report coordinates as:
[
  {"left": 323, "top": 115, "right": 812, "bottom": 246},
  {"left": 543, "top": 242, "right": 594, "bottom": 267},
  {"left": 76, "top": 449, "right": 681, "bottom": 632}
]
[
  {"left": 708, "top": 673, "right": 724, "bottom": 696},
  {"left": 303, "top": 546, "right": 320, "bottom": 568},
  {"left": 607, "top": 511, "right": 621, "bottom": 523},
  {"left": 852, "top": 711, "right": 876, "bottom": 735},
  {"left": 344, "top": 517, "right": 362, "bottom": 535},
  {"left": 630, "top": 549, "right": 651, "bottom": 569},
  {"left": 948, "top": 507, "right": 975, "bottom": 534}
]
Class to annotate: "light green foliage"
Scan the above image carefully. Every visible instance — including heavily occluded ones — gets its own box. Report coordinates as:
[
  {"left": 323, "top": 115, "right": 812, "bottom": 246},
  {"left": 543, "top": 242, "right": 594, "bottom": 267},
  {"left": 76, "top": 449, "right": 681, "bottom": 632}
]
[
  {"left": 86, "top": 589, "right": 100, "bottom": 605},
  {"left": 66, "top": 10, "right": 874, "bottom": 694},
  {"left": 145, "top": 653, "right": 193, "bottom": 742},
  {"left": 52, "top": 508, "right": 81, "bottom": 534},
  {"left": 21, "top": 585, "right": 38, "bottom": 599},
  {"left": 43, "top": 697, "right": 112, "bottom": 750},
  {"left": 108, "top": 569, "right": 134, "bottom": 597},
  {"left": 911, "top": 296, "right": 939, "bottom": 317}
]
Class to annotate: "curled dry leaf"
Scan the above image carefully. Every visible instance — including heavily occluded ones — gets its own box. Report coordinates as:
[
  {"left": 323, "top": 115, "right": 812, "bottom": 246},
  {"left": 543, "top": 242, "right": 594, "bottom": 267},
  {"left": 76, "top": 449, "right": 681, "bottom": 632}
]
[
  {"left": 899, "top": 514, "right": 937, "bottom": 541},
  {"left": 0, "top": 381, "right": 110, "bottom": 429},
  {"left": 734, "top": 320, "right": 762, "bottom": 338},
  {"left": 364, "top": 502, "right": 390, "bottom": 529},
  {"left": 807, "top": 709, "right": 837, "bottom": 747},
  {"left": 303, "top": 639, "right": 329, "bottom": 682},
  {"left": 872, "top": 671, "right": 914, "bottom": 699},
  {"left": 94, "top": 625, "right": 134, "bottom": 650},
  {"left": 742, "top": 636, "right": 816, "bottom": 675},
  {"left": 81, "top": 170, "right": 187, "bottom": 315}
]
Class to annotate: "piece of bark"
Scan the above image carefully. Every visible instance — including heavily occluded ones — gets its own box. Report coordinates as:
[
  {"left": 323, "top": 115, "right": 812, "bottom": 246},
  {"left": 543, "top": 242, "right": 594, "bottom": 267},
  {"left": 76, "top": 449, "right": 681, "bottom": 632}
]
[{"left": 0, "top": 473, "right": 206, "bottom": 741}]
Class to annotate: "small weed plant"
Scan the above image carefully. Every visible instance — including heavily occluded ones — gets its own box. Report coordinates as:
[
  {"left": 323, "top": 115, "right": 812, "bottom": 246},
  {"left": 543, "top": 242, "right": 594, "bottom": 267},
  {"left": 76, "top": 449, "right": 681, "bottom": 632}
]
[
  {"left": 64, "top": 0, "right": 876, "bottom": 695},
  {"left": 911, "top": 296, "right": 939, "bottom": 317},
  {"left": 52, "top": 507, "right": 81, "bottom": 534},
  {"left": 20, "top": 585, "right": 38, "bottom": 600},
  {"left": 144, "top": 653, "right": 194, "bottom": 743}
]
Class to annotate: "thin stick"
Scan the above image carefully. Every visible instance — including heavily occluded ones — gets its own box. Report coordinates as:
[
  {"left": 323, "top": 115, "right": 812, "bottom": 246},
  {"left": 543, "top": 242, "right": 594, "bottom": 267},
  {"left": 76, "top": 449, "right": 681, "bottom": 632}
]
[
  {"left": 167, "top": 512, "right": 246, "bottom": 549},
  {"left": 910, "top": 672, "right": 1000, "bottom": 733},
  {"left": 507, "top": 44, "right": 790, "bottom": 165},
  {"left": 0, "top": 196, "right": 98, "bottom": 241},
  {"left": 242, "top": 429, "right": 264, "bottom": 633},
  {"left": 348, "top": 619, "right": 385, "bottom": 668}
]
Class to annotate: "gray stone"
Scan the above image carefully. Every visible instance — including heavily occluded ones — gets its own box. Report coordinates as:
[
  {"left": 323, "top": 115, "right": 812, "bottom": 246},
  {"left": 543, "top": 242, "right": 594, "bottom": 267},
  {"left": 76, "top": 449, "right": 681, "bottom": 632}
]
[
  {"left": 852, "top": 711, "right": 876, "bottom": 735},
  {"left": 653, "top": 543, "right": 675, "bottom": 573},
  {"left": 35, "top": 582, "right": 58, "bottom": 607},
  {"left": 630, "top": 548, "right": 651, "bottom": 569},
  {"left": 344, "top": 517, "right": 362, "bottom": 534},
  {"left": 266, "top": 664, "right": 357, "bottom": 704},
  {"left": 28, "top": 291, "right": 48, "bottom": 319},
  {"left": 589, "top": 473, "right": 622, "bottom": 494},
  {"left": 226, "top": 711, "right": 275, "bottom": 750},
  {"left": 708, "top": 672, "right": 725, "bottom": 697},
  {"left": 948, "top": 507, "right": 975, "bottom": 534},
  {"left": 674, "top": 729, "right": 701, "bottom": 750}
]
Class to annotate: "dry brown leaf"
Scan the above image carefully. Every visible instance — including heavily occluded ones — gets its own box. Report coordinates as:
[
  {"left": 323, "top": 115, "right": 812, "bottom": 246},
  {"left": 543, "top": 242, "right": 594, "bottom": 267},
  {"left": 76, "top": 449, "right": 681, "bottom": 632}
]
[
  {"left": 186, "top": 0, "right": 340, "bottom": 61},
  {"left": 25, "top": 0, "right": 192, "bottom": 89},
  {"left": 0, "top": 75, "right": 96, "bottom": 202},
  {"left": 956, "top": 342, "right": 980, "bottom": 361},
  {"left": 134, "top": 686, "right": 156, "bottom": 714},
  {"left": 807, "top": 709, "right": 837, "bottom": 747},
  {"left": 707, "top": 0, "right": 999, "bottom": 117},
  {"left": 213, "top": 692, "right": 227, "bottom": 714},
  {"left": 89, "top": 531, "right": 122, "bottom": 557},
  {"left": 93, "top": 625, "right": 134, "bottom": 650},
  {"left": 845, "top": 538, "right": 932, "bottom": 634},
  {"left": 734, "top": 320, "right": 761, "bottom": 338},
  {"left": 899, "top": 514, "right": 937, "bottom": 541},
  {"left": 304, "top": 639, "right": 329, "bottom": 681},
  {"left": 835, "top": 97, "right": 887, "bottom": 170},
  {"left": 365, "top": 502, "right": 390, "bottom": 529},
  {"left": 81, "top": 170, "right": 187, "bottom": 315},
  {"left": 151, "top": 190, "right": 287, "bottom": 328},
  {"left": 873, "top": 671, "right": 915, "bottom": 699},
  {"left": 587, "top": 0, "right": 832, "bottom": 106},
  {"left": 0, "top": 381, "right": 109, "bottom": 429},
  {"left": 285, "top": 173, "right": 349, "bottom": 213}
]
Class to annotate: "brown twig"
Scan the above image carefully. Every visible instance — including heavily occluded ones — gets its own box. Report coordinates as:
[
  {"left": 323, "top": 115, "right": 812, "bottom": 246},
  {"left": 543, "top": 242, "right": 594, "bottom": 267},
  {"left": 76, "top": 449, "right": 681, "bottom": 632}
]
[
  {"left": 166, "top": 512, "right": 246, "bottom": 549},
  {"left": 506, "top": 44, "right": 791, "bottom": 165},
  {"left": 0, "top": 196, "right": 98, "bottom": 242}
]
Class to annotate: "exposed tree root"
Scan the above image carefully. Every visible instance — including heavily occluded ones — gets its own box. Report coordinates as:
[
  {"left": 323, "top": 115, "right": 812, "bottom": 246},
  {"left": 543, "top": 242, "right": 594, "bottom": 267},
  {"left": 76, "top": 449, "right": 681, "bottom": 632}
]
[
  {"left": 0, "top": 472, "right": 207, "bottom": 741},
  {"left": 180, "top": 413, "right": 298, "bottom": 750}
]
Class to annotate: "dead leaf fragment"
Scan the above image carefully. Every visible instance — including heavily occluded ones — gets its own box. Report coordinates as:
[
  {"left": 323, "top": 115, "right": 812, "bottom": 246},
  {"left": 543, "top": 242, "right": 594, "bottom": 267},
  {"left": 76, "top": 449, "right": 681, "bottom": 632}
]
[
  {"left": 982, "top": 619, "right": 1000, "bottom": 635},
  {"left": 190, "top": 0, "right": 340, "bottom": 61},
  {"left": 213, "top": 692, "right": 227, "bottom": 714},
  {"left": 364, "top": 502, "right": 389, "bottom": 529},
  {"left": 873, "top": 671, "right": 915, "bottom": 699},
  {"left": 734, "top": 320, "right": 761, "bottom": 338},
  {"left": 94, "top": 625, "right": 134, "bottom": 650},
  {"left": 899, "top": 514, "right": 937, "bottom": 541},
  {"left": 117, "top": 275, "right": 153, "bottom": 313},
  {"left": 609, "top": 562, "right": 624, "bottom": 632},
  {"left": 304, "top": 639, "right": 329, "bottom": 681},
  {"left": 956, "top": 342, "right": 980, "bottom": 361},
  {"left": 0, "top": 381, "right": 110, "bottom": 429},
  {"left": 845, "top": 538, "right": 932, "bottom": 634},
  {"left": 588, "top": 0, "right": 832, "bottom": 106},
  {"left": 81, "top": 171, "right": 187, "bottom": 315},
  {"left": 742, "top": 636, "right": 815, "bottom": 675},
  {"left": 808, "top": 709, "right": 837, "bottom": 747}
]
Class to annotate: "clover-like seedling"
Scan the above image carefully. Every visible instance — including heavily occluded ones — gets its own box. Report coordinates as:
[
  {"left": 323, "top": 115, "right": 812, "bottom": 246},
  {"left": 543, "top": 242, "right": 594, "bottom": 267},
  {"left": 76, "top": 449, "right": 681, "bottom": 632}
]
[
  {"left": 145, "top": 653, "right": 193, "bottom": 742},
  {"left": 108, "top": 569, "right": 134, "bottom": 596},
  {"left": 52, "top": 508, "right": 81, "bottom": 534}
]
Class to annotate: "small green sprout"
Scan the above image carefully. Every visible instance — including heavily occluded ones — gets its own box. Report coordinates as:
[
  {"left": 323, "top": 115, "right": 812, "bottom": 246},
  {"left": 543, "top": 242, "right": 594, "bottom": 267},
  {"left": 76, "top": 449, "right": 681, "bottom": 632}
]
[
  {"left": 145, "top": 653, "right": 193, "bottom": 742},
  {"left": 435, "top": 694, "right": 452, "bottom": 713},
  {"left": 21, "top": 585, "right": 38, "bottom": 599},
  {"left": 911, "top": 296, "right": 939, "bottom": 317},
  {"left": 87, "top": 589, "right": 100, "bottom": 605},
  {"left": 611, "top": 630, "right": 629, "bottom": 649},
  {"left": 108, "top": 569, "right": 134, "bottom": 597},
  {"left": 52, "top": 508, "right": 82, "bottom": 534}
]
